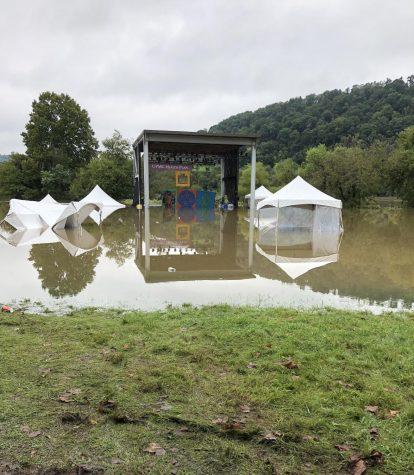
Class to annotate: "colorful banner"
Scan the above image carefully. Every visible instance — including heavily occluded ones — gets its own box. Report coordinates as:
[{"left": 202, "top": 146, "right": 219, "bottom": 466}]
[
  {"left": 177, "top": 189, "right": 197, "bottom": 209},
  {"left": 150, "top": 163, "right": 192, "bottom": 171}
]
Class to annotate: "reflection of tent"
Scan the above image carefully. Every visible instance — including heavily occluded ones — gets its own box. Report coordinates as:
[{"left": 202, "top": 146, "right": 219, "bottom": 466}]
[
  {"left": 245, "top": 185, "right": 272, "bottom": 209},
  {"left": 256, "top": 230, "right": 342, "bottom": 279},
  {"left": 0, "top": 224, "right": 102, "bottom": 257},
  {"left": 1, "top": 186, "right": 124, "bottom": 231}
]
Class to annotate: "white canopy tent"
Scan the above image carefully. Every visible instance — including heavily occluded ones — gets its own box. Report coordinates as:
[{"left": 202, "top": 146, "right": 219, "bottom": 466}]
[
  {"left": 255, "top": 176, "right": 343, "bottom": 279},
  {"left": 1, "top": 185, "right": 125, "bottom": 231},
  {"left": 245, "top": 185, "right": 272, "bottom": 209}
]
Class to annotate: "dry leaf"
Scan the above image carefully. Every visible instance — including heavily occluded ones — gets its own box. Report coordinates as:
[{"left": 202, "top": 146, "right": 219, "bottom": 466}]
[
  {"left": 369, "top": 427, "right": 379, "bottom": 440},
  {"left": 292, "top": 375, "right": 300, "bottom": 381},
  {"left": 369, "top": 450, "right": 384, "bottom": 464},
  {"left": 351, "top": 458, "right": 366, "bottom": 475},
  {"left": 277, "top": 358, "right": 298, "bottom": 369},
  {"left": 335, "top": 444, "right": 352, "bottom": 452},
  {"left": 240, "top": 405, "right": 251, "bottom": 413},
  {"left": 98, "top": 399, "right": 116, "bottom": 413},
  {"left": 302, "top": 435, "right": 318, "bottom": 441},
  {"left": 160, "top": 403, "right": 172, "bottom": 411},
  {"left": 212, "top": 417, "right": 228, "bottom": 425},
  {"left": 386, "top": 409, "right": 399, "bottom": 418},
  {"left": 58, "top": 388, "right": 81, "bottom": 403},
  {"left": 364, "top": 405, "right": 379, "bottom": 415},
  {"left": 111, "top": 458, "right": 122, "bottom": 465},
  {"left": 122, "top": 344, "right": 129, "bottom": 350},
  {"left": 144, "top": 442, "right": 166, "bottom": 456},
  {"left": 338, "top": 380, "right": 353, "bottom": 389},
  {"left": 40, "top": 368, "right": 51, "bottom": 377},
  {"left": 247, "top": 362, "right": 257, "bottom": 369},
  {"left": 262, "top": 431, "right": 283, "bottom": 441},
  {"left": 21, "top": 426, "right": 42, "bottom": 438}
]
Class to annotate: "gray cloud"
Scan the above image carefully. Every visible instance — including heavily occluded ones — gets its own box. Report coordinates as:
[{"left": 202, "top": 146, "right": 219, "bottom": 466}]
[{"left": 1, "top": 0, "right": 413, "bottom": 153}]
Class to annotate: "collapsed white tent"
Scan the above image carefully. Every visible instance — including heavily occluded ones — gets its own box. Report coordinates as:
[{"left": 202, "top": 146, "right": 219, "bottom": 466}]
[
  {"left": 1, "top": 185, "right": 125, "bottom": 231},
  {"left": 245, "top": 185, "right": 273, "bottom": 209}
]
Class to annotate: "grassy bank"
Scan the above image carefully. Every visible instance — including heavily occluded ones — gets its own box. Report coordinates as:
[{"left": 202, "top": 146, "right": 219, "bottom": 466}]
[{"left": 1, "top": 306, "right": 414, "bottom": 474}]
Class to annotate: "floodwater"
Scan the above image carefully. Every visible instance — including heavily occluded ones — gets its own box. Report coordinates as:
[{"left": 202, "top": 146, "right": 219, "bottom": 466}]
[{"left": 0, "top": 203, "right": 413, "bottom": 313}]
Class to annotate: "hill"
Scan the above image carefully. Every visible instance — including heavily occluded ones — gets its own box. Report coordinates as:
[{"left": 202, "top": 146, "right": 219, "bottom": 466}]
[
  {"left": 209, "top": 76, "right": 414, "bottom": 165},
  {"left": 0, "top": 154, "right": 10, "bottom": 163}
]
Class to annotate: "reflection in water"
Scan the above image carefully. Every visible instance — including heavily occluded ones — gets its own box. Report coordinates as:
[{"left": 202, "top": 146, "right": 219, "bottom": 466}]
[
  {"left": 135, "top": 209, "right": 254, "bottom": 282},
  {"left": 29, "top": 242, "right": 102, "bottom": 297},
  {"left": 0, "top": 204, "right": 413, "bottom": 311}
]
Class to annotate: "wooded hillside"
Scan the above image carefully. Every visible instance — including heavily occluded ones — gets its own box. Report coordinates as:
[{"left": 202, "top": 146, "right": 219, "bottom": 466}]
[{"left": 210, "top": 77, "right": 414, "bottom": 165}]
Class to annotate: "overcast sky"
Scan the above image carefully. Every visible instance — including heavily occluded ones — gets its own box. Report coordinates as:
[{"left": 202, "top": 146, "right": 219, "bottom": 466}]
[{"left": 1, "top": 0, "right": 413, "bottom": 153}]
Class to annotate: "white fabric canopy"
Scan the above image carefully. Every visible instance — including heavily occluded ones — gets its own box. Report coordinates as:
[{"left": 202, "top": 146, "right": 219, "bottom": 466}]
[
  {"left": 245, "top": 185, "right": 273, "bottom": 200},
  {"left": 257, "top": 176, "right": 342, "bottom": 210},
  {"left": 2, "top": 185, "right": 125, "bottom": 231}
]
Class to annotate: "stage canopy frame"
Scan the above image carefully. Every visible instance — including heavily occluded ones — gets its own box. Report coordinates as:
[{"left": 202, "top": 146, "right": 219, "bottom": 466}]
[{"left": 132, "top": 130, "right": 258, "bottom": 213}]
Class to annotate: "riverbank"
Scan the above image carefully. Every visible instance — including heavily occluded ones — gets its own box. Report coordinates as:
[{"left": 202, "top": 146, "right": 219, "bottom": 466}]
[{"left": 1, "top": 306, "right": 413, "bottom": 474}]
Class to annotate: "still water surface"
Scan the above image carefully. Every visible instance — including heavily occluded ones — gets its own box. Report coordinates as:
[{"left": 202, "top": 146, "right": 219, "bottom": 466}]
[{"left": 0, "top": 204, "right": 413, "bottom": 313}]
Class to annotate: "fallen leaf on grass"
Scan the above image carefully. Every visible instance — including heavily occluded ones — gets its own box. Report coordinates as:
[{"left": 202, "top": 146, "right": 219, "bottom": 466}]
[
  {"left": 302, "top": 435, "right": 318, "bottom": 441},
  {"left": 291, "top": 375, "right": 300, "bottom": 381},
  {"left": 385, "top": 409, "right": 399, "bottom": 418},
  {"left": 213, "top": 417, "right": 228, "bottom": 425},
  {"left": 335, "top": 444, "right": 352, "bottom": 452},
  {"left": 338, "top": 380, "right": 354, "bottom": 389},
  {"left": 40, "top": 368, "right": 51, "bottom": 377},
  {"left": 159, "top": 403, "right": 172, "bottom": 411},
  {"left": 144, "top": 443, "right": 166, "bottom": 456},
  {"left": 111, "top": 458, "right": 122, "bottom": 465},
  {"left": 368, "top": 450, "right": 384, "bottom": 464},
  {"left": 261, "top": 431, "right": 283, "bottom": 442},
  {"left": 122, "top": 344, "right": 129, "bottom": 350},
  {"left": 369, "top": 427, "right": 379, "bottom": 440},
  {"left": 247, "top": 362, "right": 257, "bottom": 369},
  {"left": 98, "top": 399, "right": 116, "bottom": 413},
  {"left": 21, "top": 426, "right": 42, "bottom": 438},
  {"left": 58, "top": 388, "right": 81, "bottom": 403},
  {"left": 350, "top": 458, "right": 366, "bottom": 475},
  {"left": 277, "top": 358, "right": 299, "bottom": 369},
  {"left": 364, "top": 405, "right": 379, "bottom": 415},
  {"left": 240, "top": 405, "right": 251, "bottom": 413},
  {"left": 61, "top": 412, "right": 87, "bottom": 424}
]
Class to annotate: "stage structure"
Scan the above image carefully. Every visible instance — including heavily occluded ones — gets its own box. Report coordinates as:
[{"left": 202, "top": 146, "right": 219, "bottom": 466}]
[{"left": 132, "top": 130, "right": 258, "bottom": 211}]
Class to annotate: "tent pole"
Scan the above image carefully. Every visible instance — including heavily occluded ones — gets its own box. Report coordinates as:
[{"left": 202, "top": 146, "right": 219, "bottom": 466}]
[
  {"left": 248, "top": 142, "right": 256, "bottom": 269},
  {"left": 143, "top": 137, "right": 150, "bottom": 209},
  {"left": 274, "top": 200, "right": 279, "bottom": 258}
]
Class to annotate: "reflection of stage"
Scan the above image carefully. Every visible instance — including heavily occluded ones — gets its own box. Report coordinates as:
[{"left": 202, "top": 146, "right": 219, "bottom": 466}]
[{"left": 135, "top": 209, "right": 255, "bottom": 283}]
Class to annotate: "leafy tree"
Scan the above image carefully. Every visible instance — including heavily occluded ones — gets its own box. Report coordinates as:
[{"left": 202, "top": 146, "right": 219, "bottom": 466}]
[
  {"left": 238, "top": 162, "right": 270, "bottom": 197},
  {"left": 300, "top": 144, "right": 380, "bottom": 206},
  {"left": 22, "top": 91, "right": 98, "bottom": 170},
  {"left": 71, "top": 130, "right": 132, "bottom": 200},
  {"left": 0, "top": 92, "right": 98, "bottom": 200},
  {"left": 388, "top": 126, "right": 414, "bottom": 206},
  {"left": 272, "top": 159, "right": 298, "bottom": 189}
]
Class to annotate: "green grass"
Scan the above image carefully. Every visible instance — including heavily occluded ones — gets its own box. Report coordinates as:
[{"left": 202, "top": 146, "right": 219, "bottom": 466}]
[{"left": 1, "top": 306, "right": 414, "bottom": 474}]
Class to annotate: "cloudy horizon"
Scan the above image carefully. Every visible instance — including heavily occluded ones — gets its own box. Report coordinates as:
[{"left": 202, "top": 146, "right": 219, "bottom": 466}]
[{"left": 1, "top": 0, "right": 413, "bottom": 154}]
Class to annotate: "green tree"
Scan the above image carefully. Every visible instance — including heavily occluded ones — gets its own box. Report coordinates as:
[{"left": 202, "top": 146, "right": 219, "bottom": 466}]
[
  {"left": 272, "top": 158, "right": 298, "bottom": 189},
  {"left": 22, "top": 91, "right": 98, "bottom": 171},
  {"left": 238, "top": 162, "right": 270, "bottom": 198},
  {"left": 71, "top": 130, "right": 132, "bottom": 200},
  {"left": 0, "top": 92, "right": 98, "bottom": 200},
  {"left": 388, "top": 126, "right": 414, "bottom": 206},
  {"left": 300, "top": 144, "right": 380, "bottom": 206}
]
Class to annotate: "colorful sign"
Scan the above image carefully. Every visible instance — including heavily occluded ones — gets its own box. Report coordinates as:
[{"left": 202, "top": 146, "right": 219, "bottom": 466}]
[
  {"left": 177, "top": 189, "right": 197, "bottom": 209},
  {"left": 150, "top": 163, "right": 192, "bottom": 171},
  {"left": 196, "top": 190, "right": 215, "bottom": 209},
  {"left": 176, "top": 170, "right": 191, "bottom": 187}
]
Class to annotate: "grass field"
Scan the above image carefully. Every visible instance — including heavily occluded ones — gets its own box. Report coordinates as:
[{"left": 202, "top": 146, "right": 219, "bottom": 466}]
[{"left": 1, "top": 305, "right": 414, "bottom": 474}]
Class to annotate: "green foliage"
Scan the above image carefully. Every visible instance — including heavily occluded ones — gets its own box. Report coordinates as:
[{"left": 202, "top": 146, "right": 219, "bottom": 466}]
[
  {"left": 22, "top": 91, "right": 98, "bottom": 170},
  {"left": 70, "top": 130, "right": 133, "bottom": 200},
  {"left": 300, "top": 144, "right": 388, "bottom": 207},
  {"left": 388, "top": 126, "right": 414, "bottom": 206},
  {"left": 210, "top": 77, "right": 414, "bottom": 164},
  {"left": 238, "top": 162, "right": 270, "bottom": 197},
  {"left": 272, "top": 158, "right": 298, "bottom": 189},
  {"left": 0, "top": 92, "right": 98, "bottom": 200}
]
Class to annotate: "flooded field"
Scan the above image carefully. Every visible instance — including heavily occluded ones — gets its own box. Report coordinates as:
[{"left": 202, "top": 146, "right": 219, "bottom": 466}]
[{"left": 0, "top": 203, "right": 413, "bottom": 313}]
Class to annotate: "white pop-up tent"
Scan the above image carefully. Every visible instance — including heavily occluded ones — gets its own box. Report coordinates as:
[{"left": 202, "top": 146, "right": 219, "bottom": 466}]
[
  {"left": 255, "top": 176, "right": 343, "bottom": 279},
  {"left": 245, "top": 185, "right": 272, "bottom": 209},
  {"left": 1, "top": 186, "right": 125, "bottom": 231}
]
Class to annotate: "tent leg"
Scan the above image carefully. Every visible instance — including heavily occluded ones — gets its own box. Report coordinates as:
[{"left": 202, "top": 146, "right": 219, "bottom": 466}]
[
  {"left": 143, "top": 139, "right": 150, "bottom": 209},
  {"left": 248, "top": 142, "right": 256, "bottom": 267}
]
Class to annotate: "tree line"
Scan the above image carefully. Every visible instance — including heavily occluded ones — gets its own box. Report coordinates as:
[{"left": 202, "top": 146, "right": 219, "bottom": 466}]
[{"left": 1, "top": 80, "right": 414, "bottom": 207}]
